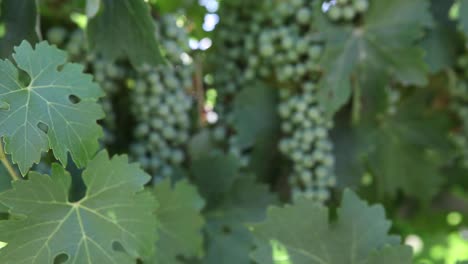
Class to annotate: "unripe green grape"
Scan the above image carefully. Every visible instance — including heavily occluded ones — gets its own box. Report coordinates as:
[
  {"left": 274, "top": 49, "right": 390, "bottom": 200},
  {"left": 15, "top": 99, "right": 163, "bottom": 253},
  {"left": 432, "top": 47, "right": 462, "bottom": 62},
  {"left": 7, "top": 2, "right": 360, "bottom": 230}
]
[
  {"left": 315, "top": 127, "right": 327, "bottom": 138},
  {"left": 300, "top": 170, "right": 313, "bottom": 185},
  {"left": 170, "top": 150, "right": 184, "bottom": 164},
  {"left": 149, "top": 132, "right": 162, "bottom": 145},
  {"left": 158, "top": 105, "right": 170, "bottom": 116},
  {"left": 287, "top": 50, "right": 299, "bottom": 61},
  {"left": 342, "top": 6, "right": 356, "bottom": 20},
  {"left": 282, "top": 36, "right": 294, "bottom": 50},
  {"left": 47, "top": 27, "right": 67, "bottom": 45},
  {"left": 296, "top": 8, "right": 311, "bottom": 24},
  {"left": 292, "top": 111, "right": 305, "bottom": 124},
  {"left": 281, "top": 122, "right": 293, "bottom": 133},
  {"left": 292, "top": 151, "right": 303, "bottom": 162},
  {"left": 260, "top": 44, "right": 275, "bottom": 57},
  {"left": 316, "top": 189, "right": 330, "bottom": 201},
  {"left": 323, "top": 155, "right": 335, "bottom": 166},
  {"left": 308, "top": 45, "right": 322, "bottom": 61},
  {"left": 315, "top": 166, "right": 328, "bottom": 178},
  {"left": 328, "top": 6, "right": 342, "bottom": 21},
  {"left": 353, "top": 0, "right": 369, "bottom": 13}
]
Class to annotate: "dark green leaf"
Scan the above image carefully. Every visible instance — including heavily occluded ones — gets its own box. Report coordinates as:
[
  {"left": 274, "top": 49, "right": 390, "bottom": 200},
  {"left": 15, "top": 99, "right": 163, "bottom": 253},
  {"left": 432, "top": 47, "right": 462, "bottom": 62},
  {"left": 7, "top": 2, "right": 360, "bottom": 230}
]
[
  {"left": 233, "top": 82, "right": 279, "bottom": 149},
  {"left": 191, "top": 152, "right": 240, "bottom": 205},
  {"left": 318, "top": 0, "right": 432, "bottom": 114},
  {"left": 251, "top": 190, "right": 410, "bottom": 264},
  {"left": 87, "top": 0, "right": 164, "bottom": 66},
  {"left": 0, "top": 0, "right": 37, "bottom": 59},
  {"left": 364, "top": 90, "right": 453, "bottom": 200},
  {"left": 204, "top": 176, "right": 277, "bottom": 264}
]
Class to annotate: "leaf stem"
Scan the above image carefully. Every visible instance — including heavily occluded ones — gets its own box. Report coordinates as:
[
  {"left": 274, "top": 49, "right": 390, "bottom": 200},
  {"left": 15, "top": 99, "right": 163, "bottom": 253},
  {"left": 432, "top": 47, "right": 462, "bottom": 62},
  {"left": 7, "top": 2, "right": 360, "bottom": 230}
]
[
  {"left": 35, "top": 0, "right": 43, "bottom": 41},
  {"left": 0, "top": 139, "right": 20, "bottom": 181}
]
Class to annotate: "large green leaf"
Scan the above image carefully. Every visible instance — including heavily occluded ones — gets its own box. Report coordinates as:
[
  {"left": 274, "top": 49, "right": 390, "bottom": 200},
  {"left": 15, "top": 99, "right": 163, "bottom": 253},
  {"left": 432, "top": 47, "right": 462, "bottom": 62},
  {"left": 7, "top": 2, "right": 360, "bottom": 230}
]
[
  {"left": 151, "top": 179, "right": 205, "bottom": 263},
  {"left": 0, "top": 151, "right": 156, "bottom": 263},
  {"left": 0, "top": 0, "right": 37, "bottom": 58},
  {"left": 0, "top": 41, "right": 104, "bottom": 175},
  {"left": 191, "top": 151, "right": 240, "bottom": 205},
  {"left": 87, "top": 0, "right": 164, "bottom": 66},
  {"left": 364, "top": 90, "right": 453, "bottom": 200},
  {"left": 204, "top": 176, "right": 277, "bottom": 264},
  {"left": 318, "top": 0, "right": 432, "bottom": 114},
  {"left": 251, "top": 190, "right": 410, "bottom": 264}
]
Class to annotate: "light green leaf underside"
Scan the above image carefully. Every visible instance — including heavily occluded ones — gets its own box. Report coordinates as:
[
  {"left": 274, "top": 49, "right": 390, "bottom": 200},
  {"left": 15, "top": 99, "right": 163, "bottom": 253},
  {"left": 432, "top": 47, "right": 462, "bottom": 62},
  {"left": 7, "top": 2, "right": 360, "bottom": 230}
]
[
  {"left": 0, "top": 151, "right": 156, "bottom": 263},
  {"left": 0, "top": 40, "right": 104, "bottom": 175},
  {"left": 251, "top": 190, "right": 411, "bottom": 264}
]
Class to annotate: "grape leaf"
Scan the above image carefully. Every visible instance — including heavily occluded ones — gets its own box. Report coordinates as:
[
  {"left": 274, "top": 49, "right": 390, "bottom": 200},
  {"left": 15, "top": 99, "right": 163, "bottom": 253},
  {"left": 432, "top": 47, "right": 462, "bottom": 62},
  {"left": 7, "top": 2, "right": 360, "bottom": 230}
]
[
  {"left": 363, "top": 90, "right": 453, "bottom": 201},
  {"left": 0, "top": 41, "right": 104, "bottom": 175},
  {"left": 0, "top": 151, "right": 157, "bottom": 263},
  {"left": 87, "top": 0, "right": 165, "bottom": 67},
  {"left": 317, "top": 0, "right": 432, "bottom": 114},
  {"left": 251, "top": 190, "right": 410, "bottom": 264},
  {"left": 364, "top": 245, "right": 413, "bottom": 264},
  {"left": 232, "top": 83, "right": 279, "bottom": 149},
  {"left": 191, "top": 151, "right": 240, "bottom": 205},
  {"left": 204, "top": 176, "right": 277, "bottom": 264},
  {"left": 0, "top": 0, "right": 37, "bottom": 59},
  {"left": 150, "top": 178, "right": 205, "bottom": 263},
  {"left": 232, "top": 83, "right": 281, "bottom": 180}
]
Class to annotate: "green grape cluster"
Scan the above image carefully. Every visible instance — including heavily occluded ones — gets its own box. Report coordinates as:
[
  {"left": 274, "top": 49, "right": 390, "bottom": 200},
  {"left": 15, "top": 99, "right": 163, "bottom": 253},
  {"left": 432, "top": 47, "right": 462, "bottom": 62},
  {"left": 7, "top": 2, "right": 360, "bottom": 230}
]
[
  {"left": 211, "top": 0, "right": 337, "bottom": 200},
  {"left": 46, "top": 27, "right": 129, "bottom": 145},
  {"left": 208, "top": 1, "right": 264, "bottom": 169},
  {"left": 129, "top": 15, "right": 194, "bottom": 181},
  {"left": 252, "top": 1, "right": 336, "bottom": 201},
  {"left": 278, "top": 87, "right": 336, "bottom": 202},
  {"left": 325, "top": 0, "right": 369, "bottom": 22}
]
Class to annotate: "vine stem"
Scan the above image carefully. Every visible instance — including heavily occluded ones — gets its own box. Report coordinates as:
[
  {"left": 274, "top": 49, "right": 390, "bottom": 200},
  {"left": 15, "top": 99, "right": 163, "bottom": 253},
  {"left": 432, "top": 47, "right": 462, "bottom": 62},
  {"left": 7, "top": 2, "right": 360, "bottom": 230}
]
[
  {"left": 0, "top": 139, "right": 20, "bottom": 181},
  {"left": 351, "top": 74, "right": 361, "bottom": 125},
  {"left": 194, "top": 55, "right": 206, "bottom": 127}
]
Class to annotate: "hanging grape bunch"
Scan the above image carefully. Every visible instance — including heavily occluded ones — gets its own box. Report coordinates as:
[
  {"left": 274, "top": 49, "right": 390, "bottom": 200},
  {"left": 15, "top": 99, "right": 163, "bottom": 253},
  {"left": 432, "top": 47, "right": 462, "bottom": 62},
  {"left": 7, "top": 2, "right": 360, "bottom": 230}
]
[
  {"left": 253, "top": 1, "right": 336, "bottom": 202},
  {"left": 207, "top": 1, "right": 264, "bottom": 168},
  {"left": 130, "top": 15, "right": 194, "bottom": 182},
  {"left": 210, "top": 0, "right": 337, "bottom": 201},
  {"left": 325, "top": 0, "right": 369, "bottom": 22}
]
